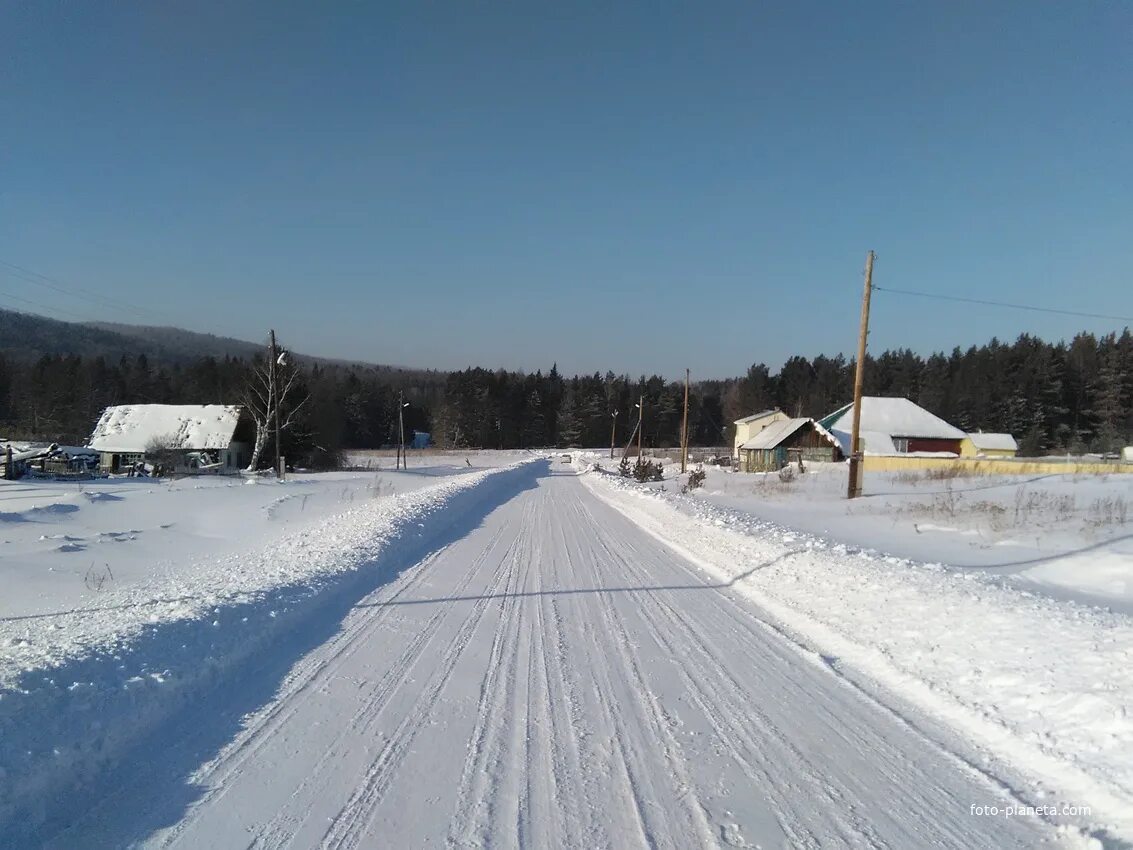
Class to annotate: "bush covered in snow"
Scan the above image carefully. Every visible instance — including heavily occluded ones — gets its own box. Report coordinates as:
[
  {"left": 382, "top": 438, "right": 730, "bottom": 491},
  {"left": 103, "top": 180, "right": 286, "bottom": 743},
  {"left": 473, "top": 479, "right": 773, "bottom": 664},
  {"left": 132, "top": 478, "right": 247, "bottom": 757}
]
[{"left": 684, "top": 467, "right": 707, "bottom": 493}]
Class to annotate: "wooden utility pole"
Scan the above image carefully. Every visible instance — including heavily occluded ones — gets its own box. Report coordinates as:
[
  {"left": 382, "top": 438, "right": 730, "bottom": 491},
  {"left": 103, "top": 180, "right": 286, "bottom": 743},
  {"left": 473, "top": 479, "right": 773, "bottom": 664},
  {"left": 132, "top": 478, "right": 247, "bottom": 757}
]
[
  {"left": 621, "top": 415, "right": 640, "bottom": 463},
  {"left": 398, "top": 392, "right": 407, "bottom": 470},
  {"left": 636, "top": 395, "right": 644, "bottom": 459},
  {"left": 680, "top": 368, "right": 690, "bottom": 473},
  {"left": 270, "top": 329, "right": 283, "bottom": 480},
  {"left": 847, "top": 251, "right": 875, "bottom": 499},
  {"left": 610, "top": 410, "right": 618, "bottom": 460}
]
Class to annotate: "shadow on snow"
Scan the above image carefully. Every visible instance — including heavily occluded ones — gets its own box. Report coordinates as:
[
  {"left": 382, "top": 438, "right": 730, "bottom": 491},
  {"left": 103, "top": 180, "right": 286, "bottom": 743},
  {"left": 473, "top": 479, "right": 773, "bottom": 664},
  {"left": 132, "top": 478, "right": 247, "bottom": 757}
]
[{"left": 0, "top": 461, "right": 545, "bottom": 848}]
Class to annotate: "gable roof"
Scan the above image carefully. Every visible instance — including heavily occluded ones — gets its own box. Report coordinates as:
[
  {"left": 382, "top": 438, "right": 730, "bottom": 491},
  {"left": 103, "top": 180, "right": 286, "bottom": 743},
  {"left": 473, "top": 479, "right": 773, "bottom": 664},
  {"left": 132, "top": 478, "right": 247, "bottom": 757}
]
[
  {"left": 739, "top": 417, "right": 841, "bottom": 451},
  {"left": 734, "top": 408, "right": 781, "bottom": 425},
  {"left": 819, "top": 397, "right": 965, "bottom": 441},
  {"left": 967, "top": 432, "right": 1018, "bottom": 451},
  {"left": 89, "top": 404, "right": 246, "bottom": 453}
]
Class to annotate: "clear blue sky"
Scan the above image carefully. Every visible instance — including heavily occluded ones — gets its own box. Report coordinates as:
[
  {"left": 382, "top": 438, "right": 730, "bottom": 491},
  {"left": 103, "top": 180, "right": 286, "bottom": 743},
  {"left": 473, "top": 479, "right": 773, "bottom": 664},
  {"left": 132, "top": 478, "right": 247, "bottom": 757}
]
[{"left": 2, "top": 2, "right": 1131, "bottom": 377}]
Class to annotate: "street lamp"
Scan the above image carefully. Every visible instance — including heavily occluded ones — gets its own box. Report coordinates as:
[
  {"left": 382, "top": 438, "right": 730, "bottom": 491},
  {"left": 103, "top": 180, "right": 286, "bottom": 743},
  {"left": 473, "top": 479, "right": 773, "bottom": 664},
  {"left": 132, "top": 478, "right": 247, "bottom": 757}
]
[
  {"left": 634, "top": 397, "right": 643, "bottom": 459},
  {"left": 610, "top": 409, "right": 618, "bottom": 459},
  {"left": 398, "top": 395, "right": 410, "bottom": 470}
]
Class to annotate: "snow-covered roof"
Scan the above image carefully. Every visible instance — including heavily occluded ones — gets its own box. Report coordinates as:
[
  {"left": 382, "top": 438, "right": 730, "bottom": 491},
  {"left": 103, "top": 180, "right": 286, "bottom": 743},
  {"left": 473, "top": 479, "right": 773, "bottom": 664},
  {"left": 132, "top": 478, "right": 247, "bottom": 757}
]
[
  {"left": 734, "top": 409, "right": 781, "bottom": 425},
  {"left": 828, "top": 429, "right": 898, "bottom": 456},
  {"left": 967, "top": 432, "right": 1018, "bottom": 451},
  {"left": 821, "top": 397, "right": 965, "bottom": 441},
  {"left": 89, "top": 405, "right": 245, "bottom": 453},
  {"left": 54, "top": 445, "right": 99, "bottom": 457},
  {"left": 740, "top": 417, "right": 806, "bottom": 450},
  {"left": 739, "top": 417, "right": 841, "bottom": 452}
]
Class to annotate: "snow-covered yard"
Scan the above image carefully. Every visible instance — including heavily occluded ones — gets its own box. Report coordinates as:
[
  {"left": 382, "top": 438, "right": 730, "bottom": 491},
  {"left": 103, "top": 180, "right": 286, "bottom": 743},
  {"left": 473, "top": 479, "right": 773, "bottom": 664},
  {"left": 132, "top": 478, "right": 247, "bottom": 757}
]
[
  {"left": 675, "top": 461, "right": 1133, "bottom": 611},
  {"left": 1, "top": 451, "right": 530, "bottom": 638}
]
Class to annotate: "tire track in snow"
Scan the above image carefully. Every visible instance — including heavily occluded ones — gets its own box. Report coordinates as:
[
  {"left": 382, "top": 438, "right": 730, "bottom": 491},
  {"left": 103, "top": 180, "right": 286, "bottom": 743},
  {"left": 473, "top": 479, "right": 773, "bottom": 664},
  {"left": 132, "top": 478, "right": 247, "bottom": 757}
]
[
  {"left": 591, "top": 494, "right": 961, "bottom": 847},
  {"left": 579, "top": 495, "right": 847, "bottom": 846},
  {"left": 248, "top": 521, "right": 516, "bottom": 849},
  {"left": 579, "top": 500, "right": 848, "bottom": 847},
  {"left": 523, "top": 510, "right": 588, "bottom": 850},
  {"left": 165, "top": 519, "right": 513, "bottom": 849},
  {"left": 562, "top": 494, "right": 719, "bottom": 850},
  {"left": 156, "top": 544, "right": 455, "bottom": 848},
  {"left": 575, "top": 485, "right": 1041, "bottom": 849},
  {"left": 176, "top": 545, "right": 451, "bottom": 801},
  {"left": 316, "top": 501, "right": 535, "bottom": 850},
  {"left": 445, "top": 496, "right": 537, "bottom": 847}
]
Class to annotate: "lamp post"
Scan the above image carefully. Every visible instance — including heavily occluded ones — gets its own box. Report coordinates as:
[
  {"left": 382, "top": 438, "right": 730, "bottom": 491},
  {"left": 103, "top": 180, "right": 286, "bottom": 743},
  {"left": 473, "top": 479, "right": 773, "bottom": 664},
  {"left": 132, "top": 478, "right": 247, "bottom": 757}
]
[
  {"left": 398, "top": 394, "right": 409, "bottom": 470},
  {"left": 274, "top": 338, "right": 289, "bottom": 481},
  {"left": 635, "top": 397, "right": 643, "bottom": 459},
  {"left": 610, "top": 409, "right": 618, "bottom": 459}
]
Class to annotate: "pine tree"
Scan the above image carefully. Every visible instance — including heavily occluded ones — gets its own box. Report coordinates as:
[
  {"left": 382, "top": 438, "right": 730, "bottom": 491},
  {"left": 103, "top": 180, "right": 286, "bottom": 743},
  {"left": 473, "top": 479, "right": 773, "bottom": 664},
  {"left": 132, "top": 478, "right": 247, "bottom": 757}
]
[
  {"left": 1092, "top": 346, "right": 1124, "bottom": 453},
  {"left": 558, "top": 388, "right": 583, "bottom": 447}
]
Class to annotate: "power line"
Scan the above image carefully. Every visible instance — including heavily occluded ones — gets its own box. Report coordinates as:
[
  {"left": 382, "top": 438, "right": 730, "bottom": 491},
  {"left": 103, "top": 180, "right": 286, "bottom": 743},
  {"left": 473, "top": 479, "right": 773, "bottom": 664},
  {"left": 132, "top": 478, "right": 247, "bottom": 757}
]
[
  {"left": 873, "top": 284, "right": 1133, "bottom": 323},
  {"left": 0, "top": 288, "right": 95, "bottom": 321},
  {"left": 0, "top": 260, "right": 167, "bottom": 322}
]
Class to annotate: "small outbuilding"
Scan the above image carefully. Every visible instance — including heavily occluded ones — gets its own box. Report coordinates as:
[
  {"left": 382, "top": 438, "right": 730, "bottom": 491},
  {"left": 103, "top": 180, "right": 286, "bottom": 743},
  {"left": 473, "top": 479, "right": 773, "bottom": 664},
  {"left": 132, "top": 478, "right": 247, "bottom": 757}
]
[
  {"left": 733, "top": 408, "right": 789, "bottom": 459},
  {"left": 961, "top": 432, "right": 1019, "bottom": 458},
  {"left": 89, "top": 404, "right": 255, "bottom": 474},
  {"left": 738, "top": 417, "right": 843, "bottom": 472}
]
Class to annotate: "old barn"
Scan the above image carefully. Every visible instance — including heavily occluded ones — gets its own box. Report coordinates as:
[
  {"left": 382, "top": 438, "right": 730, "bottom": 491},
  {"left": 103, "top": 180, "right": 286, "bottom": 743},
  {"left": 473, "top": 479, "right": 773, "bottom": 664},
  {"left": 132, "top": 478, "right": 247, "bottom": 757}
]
[{"left": 89, "top": 404, "right": 255, "bottom": 474}]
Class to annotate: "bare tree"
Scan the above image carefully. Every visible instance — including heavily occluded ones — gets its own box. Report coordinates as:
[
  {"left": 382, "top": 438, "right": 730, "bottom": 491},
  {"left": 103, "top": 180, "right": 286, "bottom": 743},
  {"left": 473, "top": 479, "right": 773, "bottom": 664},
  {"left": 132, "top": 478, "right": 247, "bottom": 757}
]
[
  {"left": 145, "top": 433, "right": 179, "bottom": 476},
  {"left": 243, "top": 330, "right": 308, "bottom": 472}
]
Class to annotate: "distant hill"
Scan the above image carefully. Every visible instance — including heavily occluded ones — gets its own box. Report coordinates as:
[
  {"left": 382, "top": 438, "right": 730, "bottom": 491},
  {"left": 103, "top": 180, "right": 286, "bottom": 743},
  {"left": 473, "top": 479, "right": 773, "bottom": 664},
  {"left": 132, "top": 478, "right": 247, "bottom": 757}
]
[
  {"left": 84, "top": 321, "right": 267, "bottom": 362},
  {"left": 0, "top": 309, "right": 178, "bottom": 363},
  {"left": 0, "top": 309, "right": 422, "bottom": 374}
]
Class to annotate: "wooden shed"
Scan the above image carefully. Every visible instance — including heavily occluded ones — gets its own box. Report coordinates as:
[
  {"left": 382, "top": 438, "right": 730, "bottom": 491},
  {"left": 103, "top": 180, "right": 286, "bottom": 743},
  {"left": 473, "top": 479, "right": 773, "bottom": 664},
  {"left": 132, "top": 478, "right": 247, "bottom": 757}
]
[{"left": 738, "top": 417, "right": 843, "bottom": 472}]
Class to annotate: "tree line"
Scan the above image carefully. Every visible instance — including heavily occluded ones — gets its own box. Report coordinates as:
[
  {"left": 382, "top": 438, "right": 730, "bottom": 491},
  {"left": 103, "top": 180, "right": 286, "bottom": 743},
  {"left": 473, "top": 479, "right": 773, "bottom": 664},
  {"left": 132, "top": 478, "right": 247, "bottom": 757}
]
[{"left": 1, "top": 328, "right": 1130, "bottom": 464}]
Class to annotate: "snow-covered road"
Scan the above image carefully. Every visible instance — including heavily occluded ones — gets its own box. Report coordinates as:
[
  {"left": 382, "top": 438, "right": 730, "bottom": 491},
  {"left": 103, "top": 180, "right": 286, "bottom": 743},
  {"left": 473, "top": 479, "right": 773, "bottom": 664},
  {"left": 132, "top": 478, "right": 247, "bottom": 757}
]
[{"left": 45, "top": 461, "right": 1050, "bottom": 848}]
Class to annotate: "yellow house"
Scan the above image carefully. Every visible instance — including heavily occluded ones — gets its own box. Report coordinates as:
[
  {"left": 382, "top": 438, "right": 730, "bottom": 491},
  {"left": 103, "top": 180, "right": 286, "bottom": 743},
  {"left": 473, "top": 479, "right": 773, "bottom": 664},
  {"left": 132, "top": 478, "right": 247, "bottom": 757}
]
[
  {"left": 733, "top": 408, "right": 789, "bottom": 459},
  {"left": 960, "top": 432, "right": 1019, "bottom": 458}
]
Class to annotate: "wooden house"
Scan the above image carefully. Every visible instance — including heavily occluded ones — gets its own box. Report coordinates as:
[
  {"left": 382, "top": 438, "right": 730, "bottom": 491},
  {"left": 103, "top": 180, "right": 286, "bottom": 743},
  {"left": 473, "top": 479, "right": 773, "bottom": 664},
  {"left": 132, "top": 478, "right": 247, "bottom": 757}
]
[
  {"left": 818, "top": 397, "right": 966, "bottom": 456},
  {"left": 732, "top": 408, "right": 789, "bottom": 460},
  {"left": 738, "top": 417, "right": 843, "bottom": 472},
  {"left": 88, "top": 404, "right": 254, "bottom": 474}
]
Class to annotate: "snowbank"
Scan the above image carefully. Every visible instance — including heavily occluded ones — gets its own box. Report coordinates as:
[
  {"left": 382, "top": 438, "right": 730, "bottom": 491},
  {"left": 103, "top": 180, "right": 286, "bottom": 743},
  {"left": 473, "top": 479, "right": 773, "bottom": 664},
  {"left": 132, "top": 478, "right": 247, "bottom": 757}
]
[
  {"left": 577, "top": 456, "right": 1133, "bottom": 844},
  {"left": 680, "top": 462, "right": 1133, "bottom": 613},
  {"left": 0, "top": 459, "right": 537, "bottom": 839}
]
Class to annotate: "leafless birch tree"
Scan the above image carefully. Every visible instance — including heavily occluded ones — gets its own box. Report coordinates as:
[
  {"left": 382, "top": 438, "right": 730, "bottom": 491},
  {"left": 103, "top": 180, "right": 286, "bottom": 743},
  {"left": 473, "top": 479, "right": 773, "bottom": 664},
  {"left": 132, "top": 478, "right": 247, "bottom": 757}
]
[{"left": 243, "top": 330, "right": 308, "bottom": 471}]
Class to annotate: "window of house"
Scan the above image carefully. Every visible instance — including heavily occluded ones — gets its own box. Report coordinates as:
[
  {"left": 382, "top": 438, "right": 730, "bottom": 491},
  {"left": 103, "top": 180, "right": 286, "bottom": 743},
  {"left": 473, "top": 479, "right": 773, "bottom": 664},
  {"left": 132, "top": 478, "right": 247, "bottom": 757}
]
[{"left": 893, "top": 438, "right": 909, "bottom": 453}]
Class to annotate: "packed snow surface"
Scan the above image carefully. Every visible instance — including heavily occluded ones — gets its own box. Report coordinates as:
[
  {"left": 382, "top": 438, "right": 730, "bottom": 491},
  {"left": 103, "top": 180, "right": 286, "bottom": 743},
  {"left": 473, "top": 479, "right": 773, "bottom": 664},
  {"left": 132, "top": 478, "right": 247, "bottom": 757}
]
[{"left": 1, "top": 451, "right": 1125, "bottom": 847}]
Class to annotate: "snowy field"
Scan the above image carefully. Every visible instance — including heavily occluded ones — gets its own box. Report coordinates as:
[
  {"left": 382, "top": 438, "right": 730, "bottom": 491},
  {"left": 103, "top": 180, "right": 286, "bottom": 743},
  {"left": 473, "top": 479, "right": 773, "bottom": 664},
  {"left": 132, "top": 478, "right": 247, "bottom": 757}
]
[
  {"left": 1, "top": 447, "right": 1129, "bottom": 847},
  {"left": 680, "top": 461, "right": 1133, "bottom": 611},
  {"left": 1, "top": 450, "right": 531, "bottom": 639}
]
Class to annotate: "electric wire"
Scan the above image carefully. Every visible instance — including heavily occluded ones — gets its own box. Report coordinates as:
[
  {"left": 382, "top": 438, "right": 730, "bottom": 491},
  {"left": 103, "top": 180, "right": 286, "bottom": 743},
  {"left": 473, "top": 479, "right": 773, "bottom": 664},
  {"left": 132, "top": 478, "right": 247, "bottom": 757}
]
[{"left": 872, "top": 284, "right": 1133, "bottom": 323}]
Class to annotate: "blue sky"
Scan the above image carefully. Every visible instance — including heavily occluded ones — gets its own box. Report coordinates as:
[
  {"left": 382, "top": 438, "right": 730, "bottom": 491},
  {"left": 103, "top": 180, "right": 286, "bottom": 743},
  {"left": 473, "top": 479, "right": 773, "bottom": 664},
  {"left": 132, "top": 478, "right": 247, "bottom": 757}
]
[{"left": 2, "top": 2, "right": 1131, "bottom": 377}]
